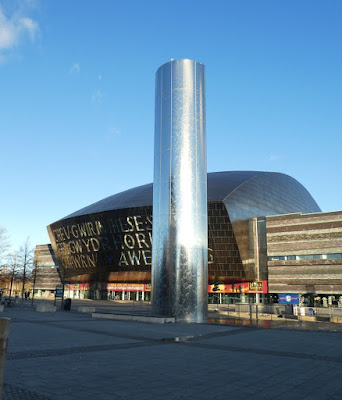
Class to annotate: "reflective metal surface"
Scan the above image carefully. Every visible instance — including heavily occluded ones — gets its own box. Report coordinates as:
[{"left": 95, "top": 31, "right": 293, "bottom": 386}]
[
  {"left": 152, "top": 59, "right": 208, "bottom": 322},
  {"left": 62, "top": 171, "right": 320, "bottom": 219},
  {"left": 223, "top": 172, "right": 321, "bottom": 281},
  {"left": 49, "top": 171, "right": 321, "bottom": 287}
]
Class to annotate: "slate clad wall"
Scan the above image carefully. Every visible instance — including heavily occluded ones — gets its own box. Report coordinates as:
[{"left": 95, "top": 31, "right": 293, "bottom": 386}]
[{"left": 267, "top": 211, "right": 342, "bottom": 294}]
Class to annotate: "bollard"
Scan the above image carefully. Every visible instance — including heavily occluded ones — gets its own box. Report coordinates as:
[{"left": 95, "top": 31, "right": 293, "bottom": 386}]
[
  {"left": 0, "top": 318, "right": 10, "bottom": 399},
  {"left": 256, "top": 304, "right": 259, "bottom": 327}
]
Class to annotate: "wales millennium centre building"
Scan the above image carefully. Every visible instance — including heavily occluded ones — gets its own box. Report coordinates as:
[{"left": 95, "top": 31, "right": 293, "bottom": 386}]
[
  {"left": 45, "top": 60, "right": 342, "bottom": 307},
  {"left": 47, "top": 170, "right": 337, "bottom": 304}
]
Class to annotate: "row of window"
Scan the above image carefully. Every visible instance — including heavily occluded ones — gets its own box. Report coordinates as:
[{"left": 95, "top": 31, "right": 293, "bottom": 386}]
[{"left": 268, "top": 253, "right": 342, "bottom": 261}]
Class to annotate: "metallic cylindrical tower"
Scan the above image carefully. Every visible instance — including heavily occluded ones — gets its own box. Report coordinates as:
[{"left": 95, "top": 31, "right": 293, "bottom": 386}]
[{"left": 152, "top": 59, "right": 208, "bottom": 323}]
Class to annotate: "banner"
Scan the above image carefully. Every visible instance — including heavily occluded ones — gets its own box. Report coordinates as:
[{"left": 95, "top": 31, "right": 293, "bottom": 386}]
[
  {"left": 106, "top": 283, "right": 146, "bottom": 292},
  {"left": 208, "top": 281, "right": 268, "bottom": 294},
  {"left": 67, "top": 282, "right": 151, "bottom": 292},
  {"left": 279, "top": 294, "right": 300, "bottom": 305}
]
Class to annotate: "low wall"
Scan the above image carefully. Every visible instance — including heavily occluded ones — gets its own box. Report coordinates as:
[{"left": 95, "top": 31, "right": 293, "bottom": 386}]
[
  {"left": 92, "top": 313, "right": 175, "bottom": 324},
  {"left": 36, "top": 304, "right": 56, "bottom": 312},
  {"left": 78, "top": 307, "right": 96, "bottom": 313}
]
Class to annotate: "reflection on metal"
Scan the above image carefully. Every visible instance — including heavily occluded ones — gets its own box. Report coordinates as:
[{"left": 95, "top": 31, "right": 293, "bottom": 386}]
[
  {"left": 223, "top": 172, "right": 321, "bottom": 281},
  {"left": 152, "top": 59, "right": 208, "bottom": 323}
]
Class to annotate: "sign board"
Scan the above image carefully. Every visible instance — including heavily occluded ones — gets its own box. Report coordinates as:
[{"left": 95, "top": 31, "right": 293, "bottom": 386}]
[
  {"left": 55, "top": 286, "right": 63, "bottom": 298},
  {"left": 208, "top": 280, "right": 268, "bottom": 294},
  {"left": 279, "top": 294, "right": 300, "bottom": 305},
  {"left": 248, "top": 281, "right": 263, "bottom": 292}
]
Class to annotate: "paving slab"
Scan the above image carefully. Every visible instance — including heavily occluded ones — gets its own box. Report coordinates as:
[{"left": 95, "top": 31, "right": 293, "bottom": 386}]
[{"left": 2, "top": 301, "right": 342, "bottom": 400}]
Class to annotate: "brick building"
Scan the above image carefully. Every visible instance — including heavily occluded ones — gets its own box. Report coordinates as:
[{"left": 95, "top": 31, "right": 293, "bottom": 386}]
[{"left": 267, "top": 211, "right": 342, "bottom": 305}]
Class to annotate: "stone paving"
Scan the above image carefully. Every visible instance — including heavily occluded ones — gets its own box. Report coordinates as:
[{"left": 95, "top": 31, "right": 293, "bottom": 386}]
[{"left": 2, "top": 302, "right": 342, "bottom": 400}]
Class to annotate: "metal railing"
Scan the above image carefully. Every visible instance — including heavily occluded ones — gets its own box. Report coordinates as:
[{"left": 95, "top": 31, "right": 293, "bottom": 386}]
[{"left": 208, "top": 303, "right": 342, "bottom": 331}]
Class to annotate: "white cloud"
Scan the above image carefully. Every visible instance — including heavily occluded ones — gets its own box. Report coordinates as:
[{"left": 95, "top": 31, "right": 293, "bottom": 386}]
[
  {"left": 109, "top": 127, "right": 120, "bottom": 135},
  {"left": 268, "top": 154, "right": 282, "bottom": 162},
  {"left": 91, "top": 89, "right": 105, "bottom": 104},
  {"left": 105, "top": 127, "right": 121, "bottom": 142},
  {"left": 0, "top": 5, "right": 39, "bottom": 54},
  {"left": 20, "top": 17, "right": 38, "bottom": 41},
  {"left": 0, "top": 9, "right": 19, "bottom": 49},
  {"left": 69, "top": 63, "right": 80, "bottom": 74}
]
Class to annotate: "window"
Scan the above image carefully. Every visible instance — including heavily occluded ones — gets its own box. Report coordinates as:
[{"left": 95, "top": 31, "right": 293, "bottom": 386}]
[
  {"left": 297, "top": 255, "right": 313, "bottom": 260},
  {"left": 268, "top": 256, "right": 285, "bottom": 261},
  {"left": 268, "top": 253, "right": 342, "bottom": 262},
  {"left": 327, "top": 253, "right": 342, "bottom": 259}
]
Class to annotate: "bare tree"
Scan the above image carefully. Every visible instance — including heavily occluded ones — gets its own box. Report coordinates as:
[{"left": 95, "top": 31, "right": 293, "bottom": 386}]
[
  {"left": 6, "top": 252, "right": 20, "bottom": 299},
  {"left": 18, "top": 238, "right": 34, "bottom": 308},
  {"left": 0, "top": 227, "right": 10, "bottom": 265}
]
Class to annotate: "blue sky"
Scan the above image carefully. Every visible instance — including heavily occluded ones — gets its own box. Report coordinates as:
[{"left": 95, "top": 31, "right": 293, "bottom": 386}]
[{"left": 0, "top": 0, "right": 341, "bottom": 252}]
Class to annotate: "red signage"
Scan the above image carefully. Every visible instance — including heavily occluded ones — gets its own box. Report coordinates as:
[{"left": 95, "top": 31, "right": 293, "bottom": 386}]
[
  {"left": 208, "top": 281, "right": 268, "bottom": 294},
  {"left": 67, "top": 281, "right": 268, "bottom": 294}
]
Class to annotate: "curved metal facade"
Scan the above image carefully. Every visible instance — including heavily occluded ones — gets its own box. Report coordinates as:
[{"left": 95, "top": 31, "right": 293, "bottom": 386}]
[{"left": 47, "top": 171, "right": 321, "bottom": 286}]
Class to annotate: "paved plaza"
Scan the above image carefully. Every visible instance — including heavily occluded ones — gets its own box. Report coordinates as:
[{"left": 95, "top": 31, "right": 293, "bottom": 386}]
[{"left": 2, "top": 300, "right": 342, "bottom": 400}]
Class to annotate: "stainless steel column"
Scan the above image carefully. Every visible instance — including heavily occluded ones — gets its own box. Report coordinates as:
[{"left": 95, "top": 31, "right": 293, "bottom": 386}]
[{"left": 152, "top": 59, "right": 208, "bottom": 323}]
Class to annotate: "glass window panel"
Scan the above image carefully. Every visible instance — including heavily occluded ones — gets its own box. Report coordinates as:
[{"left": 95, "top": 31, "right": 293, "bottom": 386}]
[{"left": 328, "top": 253, "right": 342, "bottom": 259}]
